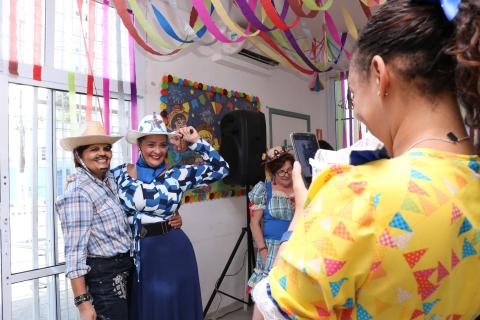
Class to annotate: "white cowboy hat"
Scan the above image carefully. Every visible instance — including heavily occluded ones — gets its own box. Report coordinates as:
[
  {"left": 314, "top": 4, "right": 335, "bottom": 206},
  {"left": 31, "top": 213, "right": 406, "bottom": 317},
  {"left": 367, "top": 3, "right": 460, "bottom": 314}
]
[
  {"left": 60, "top": 121, "right": 123, "bottom": 151},
  {"left": 126, "top": 113, "right": 175, "bottom": 144}
]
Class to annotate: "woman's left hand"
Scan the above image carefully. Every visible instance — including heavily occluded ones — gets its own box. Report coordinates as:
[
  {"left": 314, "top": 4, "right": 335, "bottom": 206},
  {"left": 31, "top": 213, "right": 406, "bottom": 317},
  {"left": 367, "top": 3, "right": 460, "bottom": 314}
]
[
  {"left": 168, "top": 212, "right": 183, "bottom": 229},
  {"left": 176, "top": 126, "right": 200, "bottom": 144}
]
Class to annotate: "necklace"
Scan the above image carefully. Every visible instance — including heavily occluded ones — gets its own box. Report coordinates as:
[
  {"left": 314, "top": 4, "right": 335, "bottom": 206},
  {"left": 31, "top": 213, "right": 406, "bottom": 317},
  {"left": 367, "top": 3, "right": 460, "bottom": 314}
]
[{"left": 406, "top": 131, "right": 470, "bottom": 151}]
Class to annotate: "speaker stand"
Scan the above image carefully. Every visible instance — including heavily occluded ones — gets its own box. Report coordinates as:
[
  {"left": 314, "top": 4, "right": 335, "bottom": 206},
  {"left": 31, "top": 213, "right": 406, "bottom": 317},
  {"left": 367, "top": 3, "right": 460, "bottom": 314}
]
[{"left": 203, "top": 185, "right": 255, "bottom": 318}]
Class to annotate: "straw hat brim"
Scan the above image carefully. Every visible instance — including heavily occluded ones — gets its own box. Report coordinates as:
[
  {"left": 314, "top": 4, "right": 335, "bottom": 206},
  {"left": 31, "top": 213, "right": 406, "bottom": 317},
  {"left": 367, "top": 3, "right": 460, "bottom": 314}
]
[
  {"left": 126, "top": 130, "right": 175, "bottom": 145},
  {"left": 60, "top": 135, "right": 123, "bottom": 151}
]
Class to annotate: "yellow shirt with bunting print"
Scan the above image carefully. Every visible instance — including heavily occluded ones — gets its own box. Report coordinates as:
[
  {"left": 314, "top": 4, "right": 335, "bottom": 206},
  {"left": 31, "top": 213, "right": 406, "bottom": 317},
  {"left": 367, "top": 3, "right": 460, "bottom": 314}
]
[{"left": 268, "top": 148, "right": 480, "bottom": 319}]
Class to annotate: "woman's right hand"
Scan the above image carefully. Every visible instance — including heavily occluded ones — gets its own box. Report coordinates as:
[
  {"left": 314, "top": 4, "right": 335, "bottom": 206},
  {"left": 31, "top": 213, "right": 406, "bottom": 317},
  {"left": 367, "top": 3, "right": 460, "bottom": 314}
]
[
  {"left": 78, "top": 302, "right": 96, "bottom": 320},
  {"left": 292, "top": 161, "right": 308, "bottom": 216},
  {"left": 260, "top": 248, "right": 268, "bottom": 266}
]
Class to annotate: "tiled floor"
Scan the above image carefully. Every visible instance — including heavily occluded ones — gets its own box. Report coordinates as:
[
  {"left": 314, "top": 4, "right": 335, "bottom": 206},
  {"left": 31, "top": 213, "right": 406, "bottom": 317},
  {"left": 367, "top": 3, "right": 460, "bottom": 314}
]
[{"left": 208, "top": 305, "right": 253, "bottom": 320}]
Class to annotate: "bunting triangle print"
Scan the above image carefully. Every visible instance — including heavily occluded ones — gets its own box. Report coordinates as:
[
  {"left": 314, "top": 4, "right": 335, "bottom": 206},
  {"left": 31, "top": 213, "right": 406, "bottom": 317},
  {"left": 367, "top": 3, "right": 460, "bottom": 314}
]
[
  {"left": 389, "top": 212, "right": 413, "bottom": 232},
  {"left": 462, "top": 238, "right": 477, "bottom": 259},
  {"left": 397, "top": 288, "right": 412, "bottom": 304},
  {"left": 400, "top": 197, "right": 421, "bottom": 213},
  {"left": 433, "top": 185, "right": 449, "bottom": 205},
  {"left": 454, "top": 173, "right": 468, "bottom": 189},
  {"left": 410, "top": 309, "right": 424, "bottom": 320},
  {"left": 408, "top": 180, "right": 429, "bottom": 196},
  {"left": 373, "top": 193, "right": 381, "bottom": 209},
  {"left": 411, "top": 169, "right": 432, "bottom": 181},
  {"left": 378, "top": 229, "right": 397, "bottom": 248},
  {"left": 348, "top": 181, "right": 367, "bottom": 195},
  {"left": 422, "top": 299, "right": 440, "bottom": 315},
  {"left": 329, "top": 277, "right": 348, "bottom": 297},
  {"left": 374, "top": 297, "right": 391, "bottom": 315},
  {"left": 419, "top": 197, "right": 437, "bottom": 216},
  {"left": 458, "top": 217, "right": 473, "bottom": 236},
  {"left": 356, "top": 303, "right": 372, "bottom": 320},
  {"left": 392, "top": 232, "right": 414, "bottom": 250},
  {"left": 315, "top": 237, "right": 337, "bottom": 257},
  {"left": 279, "top": 276, "right": 287, "bottom": 290},
  {"left": 451, "top": 249, "right": 460, "bottom": 270},
  {"left": 315, "top": 301, "right": 331, "bottom": 318},
  {"left": 324, "top": 258, "right": 346, "bottom": 277},
  {"left": 333, "top": 221, "right": 354, "bottom": 241},
  {"left": 437, "top": 261, "right": 449, "bottom": 283},
  {"left": 403, "top": 248, "right": 428, "bottom": 268},
  {"left": 451, "top": 203, "right": 463, "bottom": 225}
]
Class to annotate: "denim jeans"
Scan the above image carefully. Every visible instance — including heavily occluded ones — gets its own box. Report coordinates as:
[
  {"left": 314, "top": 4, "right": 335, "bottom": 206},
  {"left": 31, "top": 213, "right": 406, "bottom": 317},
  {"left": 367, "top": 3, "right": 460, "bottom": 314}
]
[{"left": 86, "top": 253, "right": 133, "bottom": 320}]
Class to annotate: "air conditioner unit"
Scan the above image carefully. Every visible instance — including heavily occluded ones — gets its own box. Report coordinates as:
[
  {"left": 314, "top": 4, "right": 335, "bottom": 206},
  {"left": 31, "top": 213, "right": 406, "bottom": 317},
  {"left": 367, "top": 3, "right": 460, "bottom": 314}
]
[{"left": 211, "top": 49, "right": 279, "bottom": 77}]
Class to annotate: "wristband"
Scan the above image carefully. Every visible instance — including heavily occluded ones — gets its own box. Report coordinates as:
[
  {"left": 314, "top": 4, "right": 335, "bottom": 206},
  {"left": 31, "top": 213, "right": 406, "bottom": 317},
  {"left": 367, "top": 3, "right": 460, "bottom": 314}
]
[
  {"left": 74, "top": 293, "right": 92, "bottom": 307},
  {"left": 280, "top": 230, "right": 293, "bottom": 244},
  {"left": 258, "top": 247, "right": 267, "bottom": 253}
]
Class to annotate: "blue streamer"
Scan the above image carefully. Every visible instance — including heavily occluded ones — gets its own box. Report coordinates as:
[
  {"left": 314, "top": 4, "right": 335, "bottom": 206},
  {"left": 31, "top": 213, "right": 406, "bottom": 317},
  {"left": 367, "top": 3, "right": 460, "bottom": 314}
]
[{"left": 151, "top": 3, "right": 213, "bottom": 44}]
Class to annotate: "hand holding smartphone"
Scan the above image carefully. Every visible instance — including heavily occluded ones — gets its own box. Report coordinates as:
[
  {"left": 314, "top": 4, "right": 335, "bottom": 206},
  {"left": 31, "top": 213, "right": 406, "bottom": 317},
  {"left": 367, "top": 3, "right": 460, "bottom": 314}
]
[{"left": 290, "top": 132, "right": 320, "bottom": 188}]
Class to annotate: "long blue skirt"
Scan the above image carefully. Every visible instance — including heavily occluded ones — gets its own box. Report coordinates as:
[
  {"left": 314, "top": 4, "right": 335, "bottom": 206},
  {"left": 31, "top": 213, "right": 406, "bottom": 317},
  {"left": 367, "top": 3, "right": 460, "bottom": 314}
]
[{"left": 129, "top": 229, "right": 203, "bottom": 320}]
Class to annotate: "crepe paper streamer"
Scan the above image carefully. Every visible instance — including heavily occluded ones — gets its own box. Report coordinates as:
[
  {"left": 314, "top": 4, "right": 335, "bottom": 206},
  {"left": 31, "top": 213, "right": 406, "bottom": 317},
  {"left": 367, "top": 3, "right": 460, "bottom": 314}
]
[
  {"left": 341, "top": 0, "right": 358, "bottom": 40},
  {"left": 360, "top": 0, "right": 386, "bottom": 6},
  {"left": 129, "top": 23, "right": 139, "bottom": 162},
  {"left": 258, "top": 32, "right": 315, "bottom": 75},
  {"left": 103, "top": 0, "right": 110, "bottom": 134},
  {"left": 287, "top": 0, "right": 319, "bottom": 18},
  {"left": 335, "top": 75, "right": 343, "bottom": 149},
  {"left": 260, "top": 0, "right": 300, "bottom": 31},
  {"left": 9, "top": 0, "right": 18, "bottom": 75},
  {"left": 85, "top": 0, "right": 96, "bottom": 121},
  {"left": 180, "top": 189, "right": 244, "bottom": 204},
  {"left": 33, "top": 0, "right": 42, "bottom": 80},
  {"left": 191, "top": 0, "right": 246, "bottom": 43},
  {"left": 340, "top": 72, "right": 347, "bottom": 148},
  {"left": 127, "top": 0, "right": 181, "bottom": 49},
  {"left": 303, "top": 0, "right": 334, "bottom": 11},
  {"left": 284, "top": 29, "right": 333, "bottom": 73},
  {"left": 112, "top": 0, "right": 181, "bottom": 56},
  {"left": 234, "top": 0, "right": 290, "bottom": 32},
  {"left": 208, "top": 0, "right": 260, "bottom": 38},
  {"left": 151, "top": 2, "right": 212, "bottom": 44},
  {"left": 324, "top": 11, "right": 343, "bottom": 50},
  {"left": 68, "top": 72, "right": 78, "bottom": 135},
  {"left": 359, "top": 0, "right": 372, "bottom": 19}
]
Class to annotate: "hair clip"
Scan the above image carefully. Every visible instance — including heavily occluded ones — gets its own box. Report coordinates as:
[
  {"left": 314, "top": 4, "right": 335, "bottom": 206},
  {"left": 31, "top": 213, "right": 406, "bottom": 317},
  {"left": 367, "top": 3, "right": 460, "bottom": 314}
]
[{"left": 419, "top": 0, "right": 461, "bottom": 21}]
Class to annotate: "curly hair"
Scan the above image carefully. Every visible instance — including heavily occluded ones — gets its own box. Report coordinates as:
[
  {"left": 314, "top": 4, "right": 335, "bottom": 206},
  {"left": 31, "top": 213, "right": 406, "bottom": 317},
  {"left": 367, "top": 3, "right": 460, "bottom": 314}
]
[
  {"left": 266, "top": 153, "right": 295, "bottom": 176},
  {"left": 352, "top": 0, "right": 480, "bottom": 127}
]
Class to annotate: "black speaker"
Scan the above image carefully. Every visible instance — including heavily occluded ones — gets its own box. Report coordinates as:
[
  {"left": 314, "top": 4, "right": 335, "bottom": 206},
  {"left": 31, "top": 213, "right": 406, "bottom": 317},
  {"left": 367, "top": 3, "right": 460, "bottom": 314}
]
[{"left": 220, "top": 110, "right": 266, "bottom": 185}]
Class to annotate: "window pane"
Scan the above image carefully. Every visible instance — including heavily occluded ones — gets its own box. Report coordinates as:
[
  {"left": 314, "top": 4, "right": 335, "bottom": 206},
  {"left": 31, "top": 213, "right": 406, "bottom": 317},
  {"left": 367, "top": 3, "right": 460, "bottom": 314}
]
[
  {"left": 1, "top": 0, "right": 45, "bottom": 65},
  {"left": 57, "top": 274, "right": 79, "bottom": 320},
  {"left": 12, "top": 276, "right": 55, "bottom": 320},
  {"left": 9, "top": 84, "right": 54, "bottom": 273},
  {"left": 53, "top": 0, "right": 131, "bottom": 81}
]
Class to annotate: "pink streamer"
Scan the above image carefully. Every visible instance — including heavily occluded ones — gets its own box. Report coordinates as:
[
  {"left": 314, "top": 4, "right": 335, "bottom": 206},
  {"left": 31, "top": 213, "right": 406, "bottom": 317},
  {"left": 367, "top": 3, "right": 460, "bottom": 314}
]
[
  {"left": 324, "top": 11, "right": 343, "bottom": 49},
  {"left": 340, "top": 72, "right": 347, "bottom": 148},
  {"left": 191, "top": 0, "right": 246, "bottom": 43},
  {"left": 103, "top": 0, "right": 110, "bottom": 134},
  {"left": 129, "top": 15, "right": 138, "bottom": 161}
]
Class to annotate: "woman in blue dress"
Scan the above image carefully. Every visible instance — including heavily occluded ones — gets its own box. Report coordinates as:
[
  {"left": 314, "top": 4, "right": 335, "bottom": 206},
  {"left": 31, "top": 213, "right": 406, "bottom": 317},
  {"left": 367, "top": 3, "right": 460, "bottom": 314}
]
[{"left": 111, "top": 113, "right": 229, "bottom": 319}]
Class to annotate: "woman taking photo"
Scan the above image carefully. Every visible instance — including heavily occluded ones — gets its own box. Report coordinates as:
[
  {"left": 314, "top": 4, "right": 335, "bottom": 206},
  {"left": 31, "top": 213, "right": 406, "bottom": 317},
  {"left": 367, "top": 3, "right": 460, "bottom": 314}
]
[
  {"left": 248, "top": 146, "right": 295, "bottom": 320},
  {"left": 111, "top": 113, "right": 229, "bottom": 320},
  {"left": 253, "top": 0, "right": 480, "bottom": 318}
]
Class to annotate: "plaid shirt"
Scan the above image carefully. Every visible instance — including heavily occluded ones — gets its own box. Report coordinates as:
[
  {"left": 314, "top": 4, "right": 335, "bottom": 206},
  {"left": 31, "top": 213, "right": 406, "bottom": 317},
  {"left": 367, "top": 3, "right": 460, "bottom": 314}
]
[{"left": 55, "top": 167, "right": 131, "bottom": 279}]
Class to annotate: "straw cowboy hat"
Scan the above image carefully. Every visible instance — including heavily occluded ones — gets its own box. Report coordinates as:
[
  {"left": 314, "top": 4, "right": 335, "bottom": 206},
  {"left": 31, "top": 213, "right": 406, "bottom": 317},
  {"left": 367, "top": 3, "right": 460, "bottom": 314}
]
[
  {"left": 126, "top": 113, "right": 175, "bottom": 144},
  {"left": 60, "top": 121, "right": 123, "bottom": 151}
]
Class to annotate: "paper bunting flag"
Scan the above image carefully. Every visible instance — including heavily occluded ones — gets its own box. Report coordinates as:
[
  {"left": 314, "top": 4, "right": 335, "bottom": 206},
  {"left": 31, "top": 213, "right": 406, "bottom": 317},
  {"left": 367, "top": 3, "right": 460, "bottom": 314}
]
[{"left": 309, "top": 72, "right": 324, "bottom": 92}]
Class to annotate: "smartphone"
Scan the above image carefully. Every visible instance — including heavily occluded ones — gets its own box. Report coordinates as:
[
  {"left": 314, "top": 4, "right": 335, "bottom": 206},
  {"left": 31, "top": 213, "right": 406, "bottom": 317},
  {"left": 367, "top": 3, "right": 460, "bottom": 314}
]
[{"left": 290, "top": 132, "right": 320, "bottom": 188}]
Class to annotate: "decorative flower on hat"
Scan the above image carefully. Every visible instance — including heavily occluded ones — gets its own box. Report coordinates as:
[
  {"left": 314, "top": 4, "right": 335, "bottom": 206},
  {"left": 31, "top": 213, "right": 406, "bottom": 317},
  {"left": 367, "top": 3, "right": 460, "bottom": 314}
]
[{"left": 264, "top": 146, "right": 290, "bottom": 163}]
